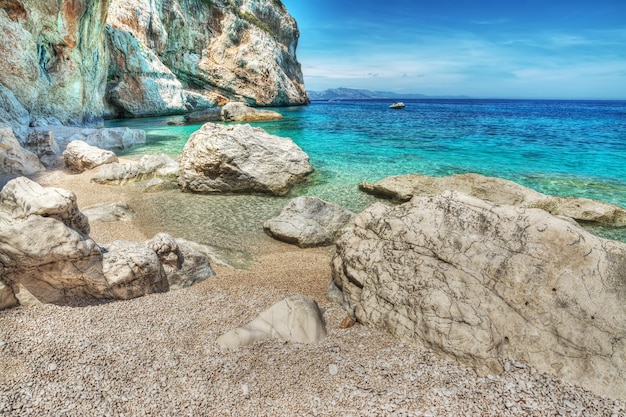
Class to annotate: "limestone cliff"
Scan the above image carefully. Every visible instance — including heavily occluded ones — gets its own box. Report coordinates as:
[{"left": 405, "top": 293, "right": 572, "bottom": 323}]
[
  {"left": 0, "top": 0, "right": 307, "bottom": 126},
  {"left": 106, "top": 0, "right": 309, "bottom": 117},
  {"left": 0, "top": 0, "right": 111, "bottom": 126}
]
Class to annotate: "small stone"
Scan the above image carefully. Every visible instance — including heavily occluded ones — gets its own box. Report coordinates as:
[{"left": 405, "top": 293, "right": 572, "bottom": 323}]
[
  {"left": 339, "top": 316, "right": 356, "bottom": 329},
  {"left": 241, "top": 384, "right": 249, "bottom": 397},
  {"left": 48, "top": 363, "right": 57, "bottom": 372},
  {"left": 329, "top": 364, "right": 339, "bottom": 376},
  {"left": 564, "top": 400, "right": 576, "bottom": 409}
]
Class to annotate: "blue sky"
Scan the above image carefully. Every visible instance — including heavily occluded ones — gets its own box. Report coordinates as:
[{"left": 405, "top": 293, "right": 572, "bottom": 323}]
[{"left": 280, "top": 0, "right": 626, "bottom": 99}]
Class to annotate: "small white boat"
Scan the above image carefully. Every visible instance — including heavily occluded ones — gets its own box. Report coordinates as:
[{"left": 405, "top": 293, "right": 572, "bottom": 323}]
[{"left": 389, "top": 102, "right": 405, "bottom": 109}]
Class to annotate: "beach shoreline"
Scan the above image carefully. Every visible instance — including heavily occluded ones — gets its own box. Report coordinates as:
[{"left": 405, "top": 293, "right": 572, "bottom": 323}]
[{"left": 1, "top": 166, "right": 625, "bottom": 416}]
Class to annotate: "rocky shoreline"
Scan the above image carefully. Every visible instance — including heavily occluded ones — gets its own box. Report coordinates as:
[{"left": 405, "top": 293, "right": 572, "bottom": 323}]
[{"left": 1, "top": 153, "right": 626, "bottom": 414}]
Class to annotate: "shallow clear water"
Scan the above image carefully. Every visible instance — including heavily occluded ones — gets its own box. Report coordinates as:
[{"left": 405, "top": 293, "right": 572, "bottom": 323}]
[{"left": 106, "top": 99, "right": 626, "bottom": 247}]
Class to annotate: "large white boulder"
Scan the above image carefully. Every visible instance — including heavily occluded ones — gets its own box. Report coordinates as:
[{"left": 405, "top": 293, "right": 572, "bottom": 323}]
[
  {"left": 331, "top": 190, "right": 626, "bottom": 401},
  {"left": 178, "top": 123, "right": 312, "bottom": 196}
]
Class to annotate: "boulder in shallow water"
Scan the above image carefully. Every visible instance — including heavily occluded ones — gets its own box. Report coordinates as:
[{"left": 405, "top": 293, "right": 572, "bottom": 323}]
[
  {"left": 331, "top": 190, "right": 626, "bottom": 401},
  {"left": 221, "top": 102, "right": 283, "bottom": 122},
  {"left": 178, "top": 123, "right": 312, "bottom": 196},
  {"left": 359, "top": 173, "right": 626, "bottom": 225},
  {"left": 217, "top": 295, "right": 326, "bottom": 349},
  {"left": 184, "top": 108, "right": 222, "bottom": 123},
  {"left": 264, "top": 196, "right": 355, "bottom": 247},
  {"left": 63, "top": 140, "right": 118, "bottom": 173}
]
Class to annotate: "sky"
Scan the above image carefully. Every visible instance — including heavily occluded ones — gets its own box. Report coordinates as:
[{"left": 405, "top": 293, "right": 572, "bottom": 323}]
[{"left": 280, "top": 0, "right": 626, "bottom": 99}]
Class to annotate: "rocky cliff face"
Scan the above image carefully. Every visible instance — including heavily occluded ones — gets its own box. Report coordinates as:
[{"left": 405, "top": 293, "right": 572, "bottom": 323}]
[
  {"left": 0, "top": 0, "right": 307, "bottom": 125},
  {"left": 105, "top": 0, "right": 308, "bottom": 117},
  {"left": 0, "top": 0, "right": 111, "bottom": 126}
]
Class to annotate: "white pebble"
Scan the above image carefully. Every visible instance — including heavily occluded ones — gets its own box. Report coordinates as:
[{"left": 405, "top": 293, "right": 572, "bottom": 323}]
[
  {"left": 329, "top": 364, "right": 339, "bottom": 376},
  {"left": 48, "top": 363, "right": 57, "bottom": 372}
]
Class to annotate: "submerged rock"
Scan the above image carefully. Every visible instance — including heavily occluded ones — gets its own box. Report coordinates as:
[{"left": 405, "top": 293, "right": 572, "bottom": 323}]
[
  {"left": 82, "top": 201, "right": 134, "bottom": 222},
  {"left": 264, "top": 196, "right": 355, "bottom": 247},
  {"left": 330, "top": 190, "right": 626, "bottom": 401},
  {"left": 359, "top": 173, "right": 626, "bottom": 225},
  {"left": 0, "top": 177, "right": 214, "bottom": 308},
  {"left": 178, "top": 123, "right": 312, "bottom": 196},
  {"left": 217, "top": 295, "right": 326, "bottom": 349}
]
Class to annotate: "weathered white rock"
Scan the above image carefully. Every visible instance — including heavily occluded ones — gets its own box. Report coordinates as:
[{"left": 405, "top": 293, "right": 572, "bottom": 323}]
[
  {"left": 0, "top": 177, "right": 214, "bottom": 308},
  {"left": 0, "top": 125, "right": 45, "bottom": 175},
  {"left": 92, "top": 155, "right": 179, "bottom": 185},
  {"left": 23, "top": 130, "right": 61, "bottom": 168},
  {"left": 359, "top": 173, "right": 626, "bottom": 225},
  {"left": 217, "top": 295, "right": 326, "bottom": 349},
  {"left": 37, "top": 126, "right": 146, "bottom": 152},
  {"left": 82, "top": 201, "right": 134, "bottom": 222},
  {"left": 0, "top": 179, "right": 107, "bottom": 305},
  {"left": 178, "top": 123, "right": 312, "bottom": 196},
  {"left": 145, "top": 233, "right": 215, "bottom": 290},
  {"left": 101, "top": 240, "right": 169, "bottom": 300},
  {"left": 264, "top": 196, "right": 355, "bottom": 247},
  {"left": 221, "top": 102, "right": 282, "bottom": 122},
  {"left": 331, "top": 190, "right": 626, "bottom": 401},
  {"left": 0, "top": 281, "right": 18, "bottom": 310},
  {"left": 63, "top": 140, "right": 119, "bottom": 173},
  {"left": 0, "top": 176, "right": 89, "bottom": 233}
]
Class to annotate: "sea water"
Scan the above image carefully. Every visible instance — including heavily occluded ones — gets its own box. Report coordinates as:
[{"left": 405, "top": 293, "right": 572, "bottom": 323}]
[{"left": 106, "top": 99, "right": 626, "bottom": 251}]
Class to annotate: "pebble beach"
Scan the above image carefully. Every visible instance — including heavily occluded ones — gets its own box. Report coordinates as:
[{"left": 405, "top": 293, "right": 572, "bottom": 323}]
[{"left": 1, "top": 167, "right": 625, "bottom": 416}]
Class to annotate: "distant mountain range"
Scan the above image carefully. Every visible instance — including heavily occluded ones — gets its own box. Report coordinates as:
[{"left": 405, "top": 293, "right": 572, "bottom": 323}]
[{"left": 307, "top": 88, "right": 470, "bottom": 101}]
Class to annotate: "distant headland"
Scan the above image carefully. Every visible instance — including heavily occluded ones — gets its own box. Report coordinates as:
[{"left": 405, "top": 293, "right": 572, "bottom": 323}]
[{"left": 307, "top": 87, "right": 471, "bottom": 101}]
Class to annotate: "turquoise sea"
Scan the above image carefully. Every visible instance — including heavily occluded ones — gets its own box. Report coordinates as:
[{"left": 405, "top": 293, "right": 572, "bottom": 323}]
[{"left": 106, "top": 99, "right": 626, "bottom": 253}]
